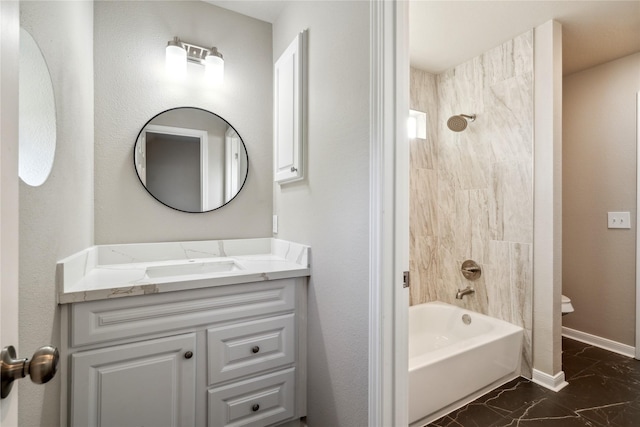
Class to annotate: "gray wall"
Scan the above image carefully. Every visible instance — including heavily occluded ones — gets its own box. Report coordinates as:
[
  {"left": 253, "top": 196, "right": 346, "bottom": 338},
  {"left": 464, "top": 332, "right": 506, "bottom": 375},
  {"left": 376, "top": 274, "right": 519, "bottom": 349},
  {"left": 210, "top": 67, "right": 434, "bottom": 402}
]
[
  {"left": 19, "top": 2, "right": 94, "bottom": 426},
  {"left": 563, "top": 52, "right": 640, "bottom": 346},
  {"left": 273, "top": 1, "right": 370, "bottom": 425},
  {"left": 94, "top": 1, "right": 273, "bottom": 243}
]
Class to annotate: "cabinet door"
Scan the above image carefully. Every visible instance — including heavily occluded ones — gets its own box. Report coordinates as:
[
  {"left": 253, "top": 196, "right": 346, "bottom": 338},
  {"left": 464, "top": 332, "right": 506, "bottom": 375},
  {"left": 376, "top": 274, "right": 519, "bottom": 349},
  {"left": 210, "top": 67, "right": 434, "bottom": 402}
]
[
  {"left": 274, "top": 30, "right": 306, "bottom": 184},
  {"left": 71, "top": 333, "right": 196, "bottom": 427}
]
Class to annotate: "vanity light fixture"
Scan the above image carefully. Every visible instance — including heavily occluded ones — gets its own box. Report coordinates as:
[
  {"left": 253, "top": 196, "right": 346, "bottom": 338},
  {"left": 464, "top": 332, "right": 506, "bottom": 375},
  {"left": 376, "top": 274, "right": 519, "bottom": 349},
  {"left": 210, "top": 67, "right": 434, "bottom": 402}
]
[{"left": 165, "top": 37, "right": 224, "bottom": 84}]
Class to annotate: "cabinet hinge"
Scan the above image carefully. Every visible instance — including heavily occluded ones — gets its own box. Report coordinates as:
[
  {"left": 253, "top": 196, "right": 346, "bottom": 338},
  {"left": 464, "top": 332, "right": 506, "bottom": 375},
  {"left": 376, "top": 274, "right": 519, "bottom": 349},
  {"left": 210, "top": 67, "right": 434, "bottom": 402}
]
[{"left": 403, "top": 271, "right": 410, "bottom": 288}]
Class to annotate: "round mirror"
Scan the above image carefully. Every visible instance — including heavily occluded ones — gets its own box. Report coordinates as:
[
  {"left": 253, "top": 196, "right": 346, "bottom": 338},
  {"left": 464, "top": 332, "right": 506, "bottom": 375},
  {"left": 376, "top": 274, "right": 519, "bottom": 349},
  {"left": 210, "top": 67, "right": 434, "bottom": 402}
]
[
  {"left": 134, "top": 107, "right": 248, "bottom": 213},
  {"left": 19, "top": 28, "right": 56, "bottom": 187}
]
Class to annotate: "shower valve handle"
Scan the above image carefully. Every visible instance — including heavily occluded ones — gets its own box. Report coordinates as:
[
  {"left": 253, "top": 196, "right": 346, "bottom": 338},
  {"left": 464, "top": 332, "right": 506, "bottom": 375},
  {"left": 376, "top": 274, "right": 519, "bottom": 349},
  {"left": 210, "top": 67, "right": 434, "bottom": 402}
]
[{"left": 461, "top": 260, "right": 481, "bottom": 280}]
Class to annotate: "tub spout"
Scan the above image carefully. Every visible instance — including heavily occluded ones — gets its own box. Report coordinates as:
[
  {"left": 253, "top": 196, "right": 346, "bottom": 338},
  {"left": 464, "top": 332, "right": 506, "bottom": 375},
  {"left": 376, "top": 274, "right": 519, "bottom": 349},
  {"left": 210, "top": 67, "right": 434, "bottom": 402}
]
[{"left": 455, "top": 286, "right": 475, "bottom": 299}]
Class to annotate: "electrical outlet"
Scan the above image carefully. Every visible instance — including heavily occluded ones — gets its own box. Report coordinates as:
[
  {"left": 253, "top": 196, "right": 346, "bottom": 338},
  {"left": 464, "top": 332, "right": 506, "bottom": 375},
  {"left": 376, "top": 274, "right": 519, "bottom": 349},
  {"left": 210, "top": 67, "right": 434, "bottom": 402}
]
[
  {"left": 272, "top": 215, "right": 278, "bottom": 234},
  {"left": 608, "top": 212, "right": 631, "bottom": 229}
]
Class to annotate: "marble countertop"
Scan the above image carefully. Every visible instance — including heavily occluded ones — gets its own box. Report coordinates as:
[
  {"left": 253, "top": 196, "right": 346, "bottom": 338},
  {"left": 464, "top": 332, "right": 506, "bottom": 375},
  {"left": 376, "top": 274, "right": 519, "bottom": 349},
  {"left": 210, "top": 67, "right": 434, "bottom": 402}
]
[{"left": 57, "top": 238, "right": 310, "bottom": 304}]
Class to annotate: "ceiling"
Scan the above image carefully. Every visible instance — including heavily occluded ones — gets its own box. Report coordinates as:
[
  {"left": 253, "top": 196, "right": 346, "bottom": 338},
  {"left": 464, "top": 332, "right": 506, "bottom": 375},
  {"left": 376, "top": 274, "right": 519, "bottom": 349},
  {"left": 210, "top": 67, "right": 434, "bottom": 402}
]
[
  {"left": 205, "top": 0, "right": 640, "bottom": 76},
  {"left": 203, "top": 0, "right": 287, "bottom": 23},
  {"left": 410, "top": 1, "right": 640, "bottom": 75}
]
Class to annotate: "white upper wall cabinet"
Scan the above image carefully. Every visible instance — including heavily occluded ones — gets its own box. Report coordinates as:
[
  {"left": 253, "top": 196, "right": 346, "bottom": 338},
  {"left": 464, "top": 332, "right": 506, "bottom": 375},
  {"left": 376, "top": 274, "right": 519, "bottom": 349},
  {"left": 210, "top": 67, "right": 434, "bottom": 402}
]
[{"left": 274, "top": 30, "right": 307, "bottom": 184}]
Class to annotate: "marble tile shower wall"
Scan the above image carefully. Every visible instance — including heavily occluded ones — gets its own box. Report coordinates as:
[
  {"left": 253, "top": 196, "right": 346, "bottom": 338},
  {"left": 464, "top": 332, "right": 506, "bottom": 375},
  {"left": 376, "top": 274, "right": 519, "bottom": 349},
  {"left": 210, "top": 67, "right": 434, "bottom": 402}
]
[{"left": 409, "top": 30, "right": 534, "bottom": 377}]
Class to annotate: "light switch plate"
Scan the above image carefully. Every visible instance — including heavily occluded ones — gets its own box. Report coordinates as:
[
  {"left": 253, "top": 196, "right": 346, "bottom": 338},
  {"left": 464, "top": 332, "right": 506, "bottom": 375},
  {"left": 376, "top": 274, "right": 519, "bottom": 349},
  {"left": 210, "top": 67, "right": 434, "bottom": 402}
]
[{"left": 608, "top": 212, "right": 631, "bottom": 229}]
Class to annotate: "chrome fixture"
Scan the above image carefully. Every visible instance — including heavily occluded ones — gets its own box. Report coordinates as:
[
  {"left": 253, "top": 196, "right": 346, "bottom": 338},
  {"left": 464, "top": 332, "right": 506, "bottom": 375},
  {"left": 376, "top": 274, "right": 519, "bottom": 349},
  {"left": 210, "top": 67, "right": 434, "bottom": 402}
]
[
  {"left": 447, "top": 114, "right": 476, "bottom": 132},
  {"left": 461, "top": 260, "right": 481, "bottom": 280},
  {"left": 165, "top": 37, "right": 224, "bottom": 83},
  {"left": 1, "top": 345, "right": 59, "bottom": 398},
  {"left": 455, "top": 286, "right": 475, "bottom": 300}
]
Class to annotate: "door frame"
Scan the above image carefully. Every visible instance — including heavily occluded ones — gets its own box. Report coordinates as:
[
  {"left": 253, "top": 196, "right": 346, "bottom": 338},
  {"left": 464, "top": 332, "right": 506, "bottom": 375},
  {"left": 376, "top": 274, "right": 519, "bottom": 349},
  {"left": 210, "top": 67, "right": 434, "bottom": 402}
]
[
  {"left": 0, "top": 1, "right": 21, "bottom": 425},
  {"left": 139, "top": 124, "right": 210, "bottom": 211},
  {"left": 636, "top": 90, "right": 640, "bottom": 360},
  {"left": 368, "top": 1, "right": 409, "bottom": 426}
]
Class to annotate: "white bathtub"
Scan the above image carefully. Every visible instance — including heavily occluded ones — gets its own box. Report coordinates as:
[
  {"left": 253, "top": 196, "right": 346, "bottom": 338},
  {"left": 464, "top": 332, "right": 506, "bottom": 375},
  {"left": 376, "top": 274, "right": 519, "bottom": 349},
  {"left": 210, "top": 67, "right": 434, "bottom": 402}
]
[{"left": 409, "top": 301, "right": 523, "bottom": 426}]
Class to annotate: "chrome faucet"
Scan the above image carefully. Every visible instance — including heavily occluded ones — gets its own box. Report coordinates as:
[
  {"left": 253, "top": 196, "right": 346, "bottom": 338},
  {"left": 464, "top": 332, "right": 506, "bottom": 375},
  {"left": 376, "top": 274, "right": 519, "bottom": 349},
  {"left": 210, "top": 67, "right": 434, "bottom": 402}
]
[{"left": 455, "top": 286, "right": 475, "bottom": 300}]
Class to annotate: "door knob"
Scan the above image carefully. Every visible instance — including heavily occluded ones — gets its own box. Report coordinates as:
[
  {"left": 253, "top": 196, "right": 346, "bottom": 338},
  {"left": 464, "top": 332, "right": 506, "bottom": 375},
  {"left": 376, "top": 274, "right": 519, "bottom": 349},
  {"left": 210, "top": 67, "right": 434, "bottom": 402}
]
[{"left": 1, "top": 345, "right": 59, "bottom": 398}]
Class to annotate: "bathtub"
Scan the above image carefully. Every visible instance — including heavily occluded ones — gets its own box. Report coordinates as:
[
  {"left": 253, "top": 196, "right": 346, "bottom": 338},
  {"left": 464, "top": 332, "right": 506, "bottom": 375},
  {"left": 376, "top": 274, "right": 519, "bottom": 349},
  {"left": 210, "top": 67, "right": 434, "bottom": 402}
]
[{"left": 409, "top": 301, "right": 523, "bottom": 426}]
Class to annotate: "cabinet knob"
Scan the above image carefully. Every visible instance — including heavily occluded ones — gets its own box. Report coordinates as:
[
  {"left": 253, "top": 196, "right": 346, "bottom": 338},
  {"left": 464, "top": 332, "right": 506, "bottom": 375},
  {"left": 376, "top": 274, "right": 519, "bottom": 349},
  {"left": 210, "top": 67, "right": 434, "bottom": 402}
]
[
  {"left": 252, "top": 404, "right": 260, "bottom": 412},
  {"left": 251, "top": 346, "right": 260, "bottom": 354},
  {"left": 184, "top": 351, "right": 193, "bottom": 359}
]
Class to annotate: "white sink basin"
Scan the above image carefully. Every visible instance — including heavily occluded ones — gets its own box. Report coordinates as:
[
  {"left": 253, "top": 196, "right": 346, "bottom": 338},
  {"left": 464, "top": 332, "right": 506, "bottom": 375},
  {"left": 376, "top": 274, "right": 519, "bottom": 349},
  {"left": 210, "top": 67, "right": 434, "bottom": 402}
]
[{"left": 145, "top": 260, "right": 243, "bottom": 278}]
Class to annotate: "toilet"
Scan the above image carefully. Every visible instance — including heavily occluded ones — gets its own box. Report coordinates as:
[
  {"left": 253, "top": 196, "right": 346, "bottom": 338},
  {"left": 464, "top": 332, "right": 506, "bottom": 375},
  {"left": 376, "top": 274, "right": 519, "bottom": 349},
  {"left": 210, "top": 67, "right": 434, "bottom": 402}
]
[{"left": 562, "top": 294, "right": 574, "bottom": 315}]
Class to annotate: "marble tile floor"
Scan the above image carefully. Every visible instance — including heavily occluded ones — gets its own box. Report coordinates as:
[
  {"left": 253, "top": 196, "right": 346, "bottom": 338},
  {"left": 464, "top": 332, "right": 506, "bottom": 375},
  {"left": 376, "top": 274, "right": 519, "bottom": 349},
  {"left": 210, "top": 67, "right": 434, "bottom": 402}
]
[{"left": 428, "top": 337, "right": 640, "bottom": 426}]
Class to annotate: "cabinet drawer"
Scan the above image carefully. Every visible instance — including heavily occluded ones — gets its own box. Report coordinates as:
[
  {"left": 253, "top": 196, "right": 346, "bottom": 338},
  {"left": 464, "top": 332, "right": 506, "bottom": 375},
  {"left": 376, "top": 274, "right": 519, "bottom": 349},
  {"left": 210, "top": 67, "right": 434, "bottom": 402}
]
[
  {"left": 208, "top": 368, "right": 295, "bottom": 427},
  {"left": 208, "top": 314, "right": 294, "bottom": 385},
  {"left": 71, "top": 280, "right": 295, "bottom": 347}
]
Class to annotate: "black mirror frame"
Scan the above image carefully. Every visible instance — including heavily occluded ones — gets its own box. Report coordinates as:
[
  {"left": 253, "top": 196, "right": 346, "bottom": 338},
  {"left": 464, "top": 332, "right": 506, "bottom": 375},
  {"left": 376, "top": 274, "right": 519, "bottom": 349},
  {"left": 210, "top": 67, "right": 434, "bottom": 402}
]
[{"left": 133, "top": 106, "right": 249, "bottom": 213}]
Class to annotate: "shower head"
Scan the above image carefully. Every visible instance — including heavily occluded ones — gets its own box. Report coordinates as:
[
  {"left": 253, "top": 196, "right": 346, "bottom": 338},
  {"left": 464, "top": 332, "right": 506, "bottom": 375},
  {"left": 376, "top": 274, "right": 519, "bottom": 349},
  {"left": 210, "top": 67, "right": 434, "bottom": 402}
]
[{"left": 447, "top": 114, "right": 476, "bottom": 132}]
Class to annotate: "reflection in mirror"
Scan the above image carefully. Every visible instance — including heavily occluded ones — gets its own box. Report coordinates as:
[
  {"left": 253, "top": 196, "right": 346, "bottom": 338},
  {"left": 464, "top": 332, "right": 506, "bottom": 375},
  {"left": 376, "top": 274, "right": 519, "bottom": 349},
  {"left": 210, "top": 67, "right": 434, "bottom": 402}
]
[
  {"left": 19, "top": 28, "right": 56, "bottom": 187},
  {"left": 134, "top": 108, "right": 248, "bottom": 213}
]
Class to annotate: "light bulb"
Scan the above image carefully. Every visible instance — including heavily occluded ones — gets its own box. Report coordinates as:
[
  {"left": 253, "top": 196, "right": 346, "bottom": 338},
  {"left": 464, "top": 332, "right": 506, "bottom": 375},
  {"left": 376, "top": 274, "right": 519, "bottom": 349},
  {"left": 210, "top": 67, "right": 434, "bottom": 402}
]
[
  {"left": 205, "top": 49, "right": 224, "bottom": 84},
  {"left": 166, "top": 38, "right": 186, "bottom": 79}
]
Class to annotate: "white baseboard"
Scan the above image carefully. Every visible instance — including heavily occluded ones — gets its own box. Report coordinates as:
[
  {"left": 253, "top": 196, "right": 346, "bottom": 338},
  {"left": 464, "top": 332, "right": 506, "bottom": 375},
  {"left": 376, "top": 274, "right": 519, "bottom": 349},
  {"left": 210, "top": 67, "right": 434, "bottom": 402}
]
[
  {"left": 531, "top": 369, "right": 569, "bottom": 392},
  {"left": 562, "top": 327, "right": 635, "bottom": 358},
  {"left": 277, "top": 419, "right": 306, "bottom": 427}
]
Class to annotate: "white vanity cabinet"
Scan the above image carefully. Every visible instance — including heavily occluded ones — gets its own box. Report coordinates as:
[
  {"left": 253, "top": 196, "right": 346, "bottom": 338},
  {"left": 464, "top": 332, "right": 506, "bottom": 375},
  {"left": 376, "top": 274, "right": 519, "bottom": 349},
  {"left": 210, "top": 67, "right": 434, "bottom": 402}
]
[{"left": 62, "top": 278, "right": 307, "bottom": 427}]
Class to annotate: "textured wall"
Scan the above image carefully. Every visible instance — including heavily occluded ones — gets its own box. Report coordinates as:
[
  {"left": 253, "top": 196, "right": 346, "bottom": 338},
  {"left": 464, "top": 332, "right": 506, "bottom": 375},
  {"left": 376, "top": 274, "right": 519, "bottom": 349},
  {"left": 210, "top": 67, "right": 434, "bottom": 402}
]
[
  {"left": 563, "top": 53, "right": 640, "bottom": 346},
  {"left": 410, "top": 31, "right": 534, "bottom": 376},
  {"left": 272, "top": 1, "right": 370, "bottom": 425},
  {"left": 19, "top": 2, "right": 94, "bottom": 426},
  {"left": 94, "top": 1, "right": 273, "bottom": 244}
]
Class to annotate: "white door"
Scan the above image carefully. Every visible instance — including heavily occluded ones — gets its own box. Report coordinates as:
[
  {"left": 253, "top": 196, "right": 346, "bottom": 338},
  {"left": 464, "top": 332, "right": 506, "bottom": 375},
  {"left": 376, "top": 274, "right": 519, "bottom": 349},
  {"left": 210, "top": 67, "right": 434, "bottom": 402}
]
[{"left": 0, "top": 1, "right": 20, "bottom": 425}]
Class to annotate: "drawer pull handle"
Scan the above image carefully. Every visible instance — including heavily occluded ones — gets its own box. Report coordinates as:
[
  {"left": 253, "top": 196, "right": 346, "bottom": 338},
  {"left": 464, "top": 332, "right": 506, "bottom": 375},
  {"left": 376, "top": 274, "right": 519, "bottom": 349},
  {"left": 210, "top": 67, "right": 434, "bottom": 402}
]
[
  {"left": 251, "top": 346, "right": 260, "bottom": 354},
  {"left": 184, "top": 351, "right": 193, "bottom": 359},
  {"left": 252, "top": 404, "right": 260, "bottom": 412}
]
